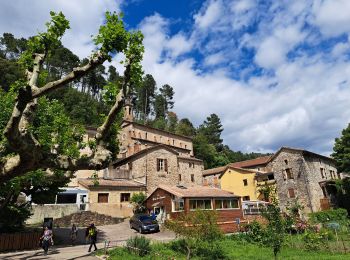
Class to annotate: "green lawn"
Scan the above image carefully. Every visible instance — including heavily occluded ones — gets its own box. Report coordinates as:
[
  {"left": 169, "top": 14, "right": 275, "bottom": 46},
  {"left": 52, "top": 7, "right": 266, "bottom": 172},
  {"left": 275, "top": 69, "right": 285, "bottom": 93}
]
[{"left": 104, "top": 238, "right": 350, "bottom": 260}]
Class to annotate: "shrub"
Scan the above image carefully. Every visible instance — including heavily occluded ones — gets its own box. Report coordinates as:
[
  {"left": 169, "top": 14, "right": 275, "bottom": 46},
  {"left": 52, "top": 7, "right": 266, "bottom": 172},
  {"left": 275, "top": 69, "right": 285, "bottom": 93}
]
[
  {"left": 126, "top": 236, "right": 151, "bottom": 257},
  {"left": 244, "top": 221, "right": 266, "bottom": 244},
  {"left": 302, "top": 229, "right": 331, "bottom": 251},
  {"left": 309, "top": 208, "right": 349, "bottom": 226},
  {"left": 193, "top": 240, "right": 227, "bottom": 260}
]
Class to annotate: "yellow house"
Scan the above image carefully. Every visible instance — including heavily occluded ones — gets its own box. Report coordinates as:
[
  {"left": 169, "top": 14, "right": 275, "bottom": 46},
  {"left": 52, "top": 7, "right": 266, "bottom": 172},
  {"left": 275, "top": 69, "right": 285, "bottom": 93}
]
[
  {"left": 203, "top": 165, "right": 278, "bottom": 202},
  {"left": 203, "top": 166, "right": 259, "bottom": 201}
]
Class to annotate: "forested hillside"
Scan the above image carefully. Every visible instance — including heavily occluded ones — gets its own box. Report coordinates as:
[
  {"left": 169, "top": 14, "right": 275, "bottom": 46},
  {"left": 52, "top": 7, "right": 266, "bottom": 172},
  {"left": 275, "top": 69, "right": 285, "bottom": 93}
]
[{"left": 0, "top": 33, "right": 268, "bottom": 170}]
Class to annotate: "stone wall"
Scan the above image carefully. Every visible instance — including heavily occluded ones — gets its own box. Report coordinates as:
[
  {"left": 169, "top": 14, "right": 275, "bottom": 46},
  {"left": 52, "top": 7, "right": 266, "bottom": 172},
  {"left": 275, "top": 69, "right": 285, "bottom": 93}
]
[
  {"left": 119, "top": 123, "right": 194, "bottom": 158},
  {"left": 203, "top": 173, "right": 221, "bottom": 188},
  {"left": 54, "top": 211, "right": 123, "bottom": 227},
  {"left": 178, "top": 158, "right": 203, "bottom": 187},
  {"left": 26, "top": 204, "right": 80, "bottom": 225},
  {"left": 128, "top": 147, "right": 203, "bottom": 194},
  {"left": 303, "top": 154, "right": 337, "bottom": 212},
  {"left": 267, "top": 149, "right": 338, "bottom": 217}
]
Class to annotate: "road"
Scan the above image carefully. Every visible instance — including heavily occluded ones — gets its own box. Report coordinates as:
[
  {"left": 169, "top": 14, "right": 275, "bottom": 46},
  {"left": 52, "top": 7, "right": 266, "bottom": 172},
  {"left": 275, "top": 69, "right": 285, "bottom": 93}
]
[{"left": 0, "top": 220, "right": 176, "bottom": 260}]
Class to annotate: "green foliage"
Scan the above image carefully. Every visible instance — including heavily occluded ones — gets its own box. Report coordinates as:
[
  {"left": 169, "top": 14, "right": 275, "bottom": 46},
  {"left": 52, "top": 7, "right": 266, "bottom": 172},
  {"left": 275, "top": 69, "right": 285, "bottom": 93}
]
[
  {"left": 309, "top": 208, "right": 349, "bottom": 226},
  {"left": 94, "top": 12, "right": 129, "bottom": 59},
  {"left": 126, "top": 236, "right": 151, "bottom": 257},
  {"left": 261, "top": 203, "right": 286, "bottom": 260},
  {"left": 244, "top": 221, "right": 266, "bottom": 244},
  {"left": 130, "top": 192, "right": 147, "bottom": 213},
  {"left": 332, "top": 123, "right": 350, "bottom": 174},
  {"left": 302, "top": 229, "right": 332, "bottom": 251},
  {"left": 165, "top": 210, "right": 224, "bottom": 259},
  {"left": 19, "top": 11, "right": 70, "bottom": 70}
]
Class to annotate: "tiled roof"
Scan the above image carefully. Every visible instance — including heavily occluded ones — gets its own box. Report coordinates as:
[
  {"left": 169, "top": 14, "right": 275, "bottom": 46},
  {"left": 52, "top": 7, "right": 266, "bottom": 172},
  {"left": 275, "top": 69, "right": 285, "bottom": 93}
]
[
  {"left": 78, "top": 178, "right": 146, "bottom": 188},
  {"left": 202, "top": 165, "right": 229, "bottom": 176},
  {"left": 230, "top": 156, "right": 272, "bottom": 168},
  {"left": 156, "top": 184, "right": 240, "bottom": 198},
  {"left": 202, "top": 165, "right": 259, "bottom": 177}
]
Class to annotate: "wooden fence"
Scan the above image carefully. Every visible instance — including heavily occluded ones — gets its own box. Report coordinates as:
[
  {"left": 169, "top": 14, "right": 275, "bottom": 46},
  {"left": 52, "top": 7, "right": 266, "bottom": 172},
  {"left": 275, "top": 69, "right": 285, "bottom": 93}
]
[{"left": 0, "top": 232, "right": 42, "bottom": 252}]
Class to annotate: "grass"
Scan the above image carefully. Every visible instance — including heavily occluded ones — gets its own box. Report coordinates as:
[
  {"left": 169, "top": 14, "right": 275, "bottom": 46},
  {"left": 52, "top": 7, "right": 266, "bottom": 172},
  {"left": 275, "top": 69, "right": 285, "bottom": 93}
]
[{"left": 104, "top": 238, "right": 350, "bottom": 260}]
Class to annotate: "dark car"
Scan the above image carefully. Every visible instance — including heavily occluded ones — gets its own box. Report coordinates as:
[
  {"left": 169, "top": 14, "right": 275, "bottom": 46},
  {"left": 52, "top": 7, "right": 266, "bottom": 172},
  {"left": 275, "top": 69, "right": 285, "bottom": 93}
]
[{"left": 129, "top": 214, "right": 159, "bottom": 234}]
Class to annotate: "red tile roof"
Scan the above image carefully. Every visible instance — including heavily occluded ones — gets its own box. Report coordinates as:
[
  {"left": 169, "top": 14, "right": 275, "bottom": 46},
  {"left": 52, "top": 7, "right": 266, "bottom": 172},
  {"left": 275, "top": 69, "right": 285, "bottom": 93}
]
[
  {"left": 202, "top": 165, "right": 259, "bottom": 177},
  {"left": 156, "top": 184, "right": 240, "bottom": 198},
  {"left": 230, "top": 155, "right": 272, "bottom": 168}
]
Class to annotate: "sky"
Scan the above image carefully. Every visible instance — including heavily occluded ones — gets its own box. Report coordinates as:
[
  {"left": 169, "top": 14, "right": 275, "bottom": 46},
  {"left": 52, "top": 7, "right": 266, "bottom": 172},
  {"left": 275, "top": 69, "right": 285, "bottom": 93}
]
[{"left": 1, "top": 0, "right": 350, "bottom": 155}]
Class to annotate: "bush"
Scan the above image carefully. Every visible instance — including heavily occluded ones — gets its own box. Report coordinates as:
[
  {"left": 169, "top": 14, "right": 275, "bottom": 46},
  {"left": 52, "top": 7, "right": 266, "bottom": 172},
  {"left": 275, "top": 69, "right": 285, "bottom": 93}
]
[
  {"left": 244, "top": 221, "right": 266, "bottom": 244},
  {"left": 309, "top": 208, "right": 349, "bottom": 225},
  {"left": 302, "top": 230, "right": 329, "bottom": 251},
  {"left": 169, "top": 239, "right": 227, "bottom": 260},
  {"left": 126, "top": 236, "right": 151, "bottom": 257}
]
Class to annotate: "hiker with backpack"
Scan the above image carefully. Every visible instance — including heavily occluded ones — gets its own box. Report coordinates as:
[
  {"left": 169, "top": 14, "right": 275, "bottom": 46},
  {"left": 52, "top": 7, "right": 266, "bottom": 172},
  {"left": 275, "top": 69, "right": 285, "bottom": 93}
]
[{"left": 87, "top": 223, "right": 98, "bottom": 252}]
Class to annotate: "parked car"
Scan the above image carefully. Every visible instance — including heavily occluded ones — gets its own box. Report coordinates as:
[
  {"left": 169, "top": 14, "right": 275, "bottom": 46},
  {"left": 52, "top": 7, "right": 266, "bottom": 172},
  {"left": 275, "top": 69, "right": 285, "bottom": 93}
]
[{"left": 129, "top": 214, "right": 159, "bottom": 234}]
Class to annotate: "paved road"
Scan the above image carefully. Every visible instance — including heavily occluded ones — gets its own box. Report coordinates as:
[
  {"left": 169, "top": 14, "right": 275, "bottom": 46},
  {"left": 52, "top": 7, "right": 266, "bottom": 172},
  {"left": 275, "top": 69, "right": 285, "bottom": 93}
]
[{"left": 0, "top": 220, "right": 176, "bottom": 260}]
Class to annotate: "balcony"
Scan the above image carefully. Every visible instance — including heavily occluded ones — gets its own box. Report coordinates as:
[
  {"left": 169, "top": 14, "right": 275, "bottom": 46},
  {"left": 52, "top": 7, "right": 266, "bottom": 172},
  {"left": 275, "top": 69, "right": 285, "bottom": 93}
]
[{"left": 243, "top": 200, "right": 269, "bottom": 215}]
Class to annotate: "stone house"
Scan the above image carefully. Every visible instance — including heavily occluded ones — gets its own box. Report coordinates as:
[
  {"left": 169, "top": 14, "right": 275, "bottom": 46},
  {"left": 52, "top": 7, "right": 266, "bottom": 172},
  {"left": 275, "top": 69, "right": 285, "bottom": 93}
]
[
  {"left": 230, "top": 147, "right": 341, "bottom": 216},
  {"left": 144, "top": 184, "right": 244, "bottom": 233},
  {"left": 110, "top": 144, "right": 203, "bottom": 194},
  {"left": 61, "top": 102, "right": 203, "bottom": 218}
]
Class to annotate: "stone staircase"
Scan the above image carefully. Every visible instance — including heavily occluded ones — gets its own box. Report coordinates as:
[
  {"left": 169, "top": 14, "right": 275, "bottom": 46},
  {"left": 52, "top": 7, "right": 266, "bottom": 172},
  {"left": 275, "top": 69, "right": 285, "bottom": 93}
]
[{"left": 54, "top": 211, "right": 124, "bottom": 227}]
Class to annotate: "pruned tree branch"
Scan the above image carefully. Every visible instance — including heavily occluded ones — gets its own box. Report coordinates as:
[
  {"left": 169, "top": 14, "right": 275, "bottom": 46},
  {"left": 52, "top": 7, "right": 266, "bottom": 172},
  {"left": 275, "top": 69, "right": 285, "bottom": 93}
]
[{"left": 33, "top": 52, "right": 106, "bottom": 98}]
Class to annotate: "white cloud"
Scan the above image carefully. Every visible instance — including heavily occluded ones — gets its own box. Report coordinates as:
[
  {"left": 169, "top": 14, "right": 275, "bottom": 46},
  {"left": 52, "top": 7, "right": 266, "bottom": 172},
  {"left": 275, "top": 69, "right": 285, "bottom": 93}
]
[
  {"left": 0, "top": 0, "right": 122, "bottom": 59},
  {"left": 204, "top": 52, "right": 226, "bottom": 66},
  {"left": 165, "top": 33, "right": 193, "bottom": 57},
  {"left": 194, "top": 0, "right": 223, "bottom": 29},
  {"left": 312, "top": 0, "right": 350, "bottom": 37},
  {"left": 139, "top": 7, "right": 350, "bottom": 155}
]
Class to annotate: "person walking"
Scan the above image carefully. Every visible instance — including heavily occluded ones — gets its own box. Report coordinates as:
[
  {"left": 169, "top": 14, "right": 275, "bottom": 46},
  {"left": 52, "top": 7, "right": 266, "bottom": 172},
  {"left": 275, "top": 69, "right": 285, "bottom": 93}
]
[
  {"left": 87, "top": 223, "right": 98, "bottom": 252},
  {"left": 70, "top": 224, "right": 78, "bottom": 245},
  {"left": 40, "top": 226, "right": 53, "bottom": 255}
]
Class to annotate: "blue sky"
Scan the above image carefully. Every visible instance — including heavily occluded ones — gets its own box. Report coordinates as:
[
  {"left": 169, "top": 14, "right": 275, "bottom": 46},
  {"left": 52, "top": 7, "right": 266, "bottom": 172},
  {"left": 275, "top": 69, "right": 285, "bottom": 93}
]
[{"left": 0, "top": 0, "right": 350, "bottom": 155}]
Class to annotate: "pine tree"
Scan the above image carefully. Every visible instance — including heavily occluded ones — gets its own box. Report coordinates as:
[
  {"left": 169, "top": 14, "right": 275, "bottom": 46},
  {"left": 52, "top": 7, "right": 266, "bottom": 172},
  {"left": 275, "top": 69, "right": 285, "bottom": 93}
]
[
  {"left": 332, "top": 123, "right": 350, "bottom": 173},
  {"left": 198, "top": 113, "right": 224, "bottom": 151}
]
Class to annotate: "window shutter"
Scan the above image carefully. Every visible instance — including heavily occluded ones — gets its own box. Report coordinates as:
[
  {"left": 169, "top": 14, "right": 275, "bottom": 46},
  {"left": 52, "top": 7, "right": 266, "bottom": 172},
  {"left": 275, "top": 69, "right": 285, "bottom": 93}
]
[
  {"left": 157, "top": 159, "right": 160, "bottom": 171},
  {"left": 165, "top": 159, "right": 168, "bottom": 172}
]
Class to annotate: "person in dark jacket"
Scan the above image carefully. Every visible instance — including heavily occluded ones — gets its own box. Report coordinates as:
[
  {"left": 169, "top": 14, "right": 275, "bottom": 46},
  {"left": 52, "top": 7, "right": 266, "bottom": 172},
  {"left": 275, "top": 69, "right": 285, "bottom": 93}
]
[{"left": 87, "top": 223, "right": 97, "bottom": 252}]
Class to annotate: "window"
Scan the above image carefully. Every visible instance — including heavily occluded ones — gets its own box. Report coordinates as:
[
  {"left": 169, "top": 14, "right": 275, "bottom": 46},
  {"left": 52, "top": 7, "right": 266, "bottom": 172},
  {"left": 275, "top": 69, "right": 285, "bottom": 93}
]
[
  {"left": 329, "top": 170, "right": 333, "bottom": 179},
  {"left": 172, "top": 139, "right": 175, "bottom": 146},
  {"left": 120, "top": 193, "right": 130, "bottom": 202},
  {"left": 145, "top": 133, "right": 148, "bottom": 139},
  {"left": 190, "top": 199, "right": 212, "bottom": 210},
  {"left": 157, "top": 159, "right": 168, "bottom": 172},
  {"left": 185, "top": 145, "right": 187, "bottom": 149},
  {"left": 179, "top": 174, "right": 182, "bottom": 182},
  {"left": 172, "top": 199, "right": 184, "bottom": 212},
  {"left": 188, "top": 162, "right": 195, "bottom": 168},
  {"left": 243, "top": 196, "right": 250, "bottom": 201},
  {"left": 286, "top": 168, "right": 294, "bottom": 179},
  {"left": 243, "top": 179, "right": 248, "bottom": 186},
  {"left": 288, "top": 188, "right": 295, "bottom": 198},
  {"left": 128, "top": 162, "right": 133, "bottom": 170},
  {"left": 320, "top": 168, "right": 325, "bottom": 178},
  {"left": 98, "top": 193, "right": 109, "bottom": 203},
  {"left": 284, "top": 159, "right": 288, "bottom": 165},
  {"left": 215, "top": 199, "right": 239, "bottom": 209},
  {"left": 191, "top": 174, "right": 195, "bottom": 182}
]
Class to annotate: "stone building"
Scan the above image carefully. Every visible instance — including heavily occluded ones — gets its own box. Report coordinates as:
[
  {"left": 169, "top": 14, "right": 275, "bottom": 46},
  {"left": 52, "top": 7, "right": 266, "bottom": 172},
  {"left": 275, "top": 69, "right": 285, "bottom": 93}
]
[
  {"left": 230, "top": 147, "right": 341, "bottom": 216},
  {"left": 104, "top": 101, "right": 204, "bottom": 195}
]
